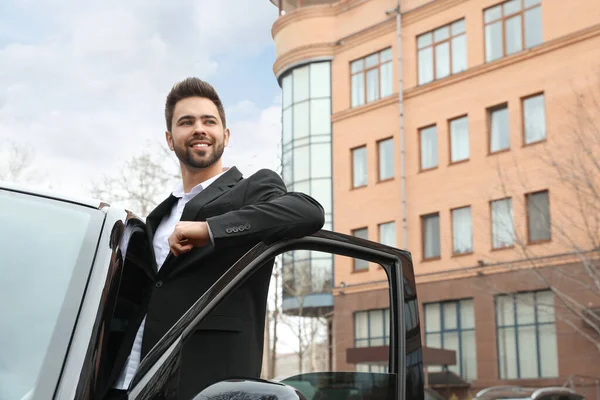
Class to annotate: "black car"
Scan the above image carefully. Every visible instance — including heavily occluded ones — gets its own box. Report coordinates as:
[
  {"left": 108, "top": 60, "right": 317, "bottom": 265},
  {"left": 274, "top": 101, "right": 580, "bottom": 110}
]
[{"left": 0, "top": 182, "right": 424, "bottom": 400}]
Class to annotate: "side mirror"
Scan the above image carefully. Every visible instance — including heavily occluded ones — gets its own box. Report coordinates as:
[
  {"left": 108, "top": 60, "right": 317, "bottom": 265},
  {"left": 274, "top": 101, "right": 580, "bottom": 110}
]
[{"left": 193, "top": 378, "right": 307, "bottom": 400}]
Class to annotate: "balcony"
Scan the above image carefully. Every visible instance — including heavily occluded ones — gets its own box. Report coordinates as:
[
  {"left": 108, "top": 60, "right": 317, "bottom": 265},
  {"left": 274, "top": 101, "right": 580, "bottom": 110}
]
[{"left": 269, "top": 0, "right": 340, "bottom": 15}]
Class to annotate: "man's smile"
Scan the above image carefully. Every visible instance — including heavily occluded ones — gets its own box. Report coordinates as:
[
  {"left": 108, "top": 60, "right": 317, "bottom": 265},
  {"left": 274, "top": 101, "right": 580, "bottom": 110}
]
[{"left": 189, "top": 140, "right": 212, "bottom": 149}]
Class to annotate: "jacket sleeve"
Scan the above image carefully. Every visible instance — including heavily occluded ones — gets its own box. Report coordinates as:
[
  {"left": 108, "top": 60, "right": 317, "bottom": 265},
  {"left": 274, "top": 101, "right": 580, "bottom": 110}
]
[{"left": 205, "top": 169, "right": 325, "bottom": 248}]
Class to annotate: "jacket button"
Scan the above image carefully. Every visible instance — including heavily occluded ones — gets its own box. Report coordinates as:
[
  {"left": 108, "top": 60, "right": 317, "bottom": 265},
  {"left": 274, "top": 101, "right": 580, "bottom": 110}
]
[{"left": 155, "top": 281, "right": 163, "bottom": 288}]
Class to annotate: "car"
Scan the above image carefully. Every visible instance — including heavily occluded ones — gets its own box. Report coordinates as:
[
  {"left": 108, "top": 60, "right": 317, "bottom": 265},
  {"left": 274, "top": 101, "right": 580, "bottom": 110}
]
[
  {"left": 0, "top": 181, "right": 425, "bottom": 400},
  {"left": 472, "top": 386, "right": 584, "bottom": 400},
  {"left": 425, "top": 388, "right": 446, "bottom": 400}
]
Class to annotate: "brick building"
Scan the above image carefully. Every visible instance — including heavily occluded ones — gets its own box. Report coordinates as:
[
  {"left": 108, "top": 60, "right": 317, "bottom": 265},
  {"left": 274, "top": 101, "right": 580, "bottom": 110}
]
[{"left": 266, "top": 0, "right": 600, "bottom": 398}]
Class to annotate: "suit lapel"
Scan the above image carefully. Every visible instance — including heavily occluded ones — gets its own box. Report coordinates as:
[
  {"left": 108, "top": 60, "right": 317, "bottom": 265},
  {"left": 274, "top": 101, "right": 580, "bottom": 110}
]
[
  {"left": 145, "top": 195, "right": 178, "bottom": 275},
  {"left": 179, "top": 166, "right": 243, "bottom": 222},
  {"left": 158, "top": 167, "right": 243, "bottom": 278},
  {"left": 146, "top": 194, "right": 178, "bottom": 237}
]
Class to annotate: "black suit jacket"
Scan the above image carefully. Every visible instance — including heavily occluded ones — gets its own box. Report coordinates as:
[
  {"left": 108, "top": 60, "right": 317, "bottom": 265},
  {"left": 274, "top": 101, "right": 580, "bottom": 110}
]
[{"left": 113, "top": 166, "right": 324, "bottom": 399}]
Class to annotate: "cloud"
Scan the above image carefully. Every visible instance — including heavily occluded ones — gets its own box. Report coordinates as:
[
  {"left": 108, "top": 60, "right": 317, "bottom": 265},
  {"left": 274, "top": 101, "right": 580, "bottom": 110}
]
[
  {"left": 223, "top": 101, "right": 282, "bottom": 176},
  {"left": 0, "top": 0, "right": 280, "bottom": 198},
  {"left": 193, "top": 0, "right": 279, "bottom": 57}
]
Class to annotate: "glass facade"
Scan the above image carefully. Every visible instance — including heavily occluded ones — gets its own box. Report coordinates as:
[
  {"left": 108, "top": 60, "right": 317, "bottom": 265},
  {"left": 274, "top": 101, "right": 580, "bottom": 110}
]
[{"left": 280, "top": 61, "right": 334, "bottom": 308}]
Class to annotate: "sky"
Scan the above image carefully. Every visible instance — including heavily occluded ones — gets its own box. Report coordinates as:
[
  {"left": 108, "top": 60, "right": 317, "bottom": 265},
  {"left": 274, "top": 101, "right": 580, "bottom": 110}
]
[
  {"left": 0, "top": 0, "right": 309, "bottom": 358},
  {"left": 0, "top": 0, "right": 283, "bottom": 198}
]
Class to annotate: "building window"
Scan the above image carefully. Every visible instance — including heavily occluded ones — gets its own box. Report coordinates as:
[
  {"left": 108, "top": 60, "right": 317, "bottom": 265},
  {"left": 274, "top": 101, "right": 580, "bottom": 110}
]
[
  {"left": 352, "top": 146, "right": 367, "bottom": 188},
  {"left": 523, "top": 93, "right": 546, "bottom": 144},
  {"left": 491, "top": 198, "right": 514, "bottom": 249},
  {"left": 449, "top": 115, "right": 469, "bottom": 163},
  {"left": 280, "top": 62, "right": 334, "bottom": 301},
  {"left": 527, "top": 190, "right": 550, "bottom": 243},
  {"left": 420, "top": 125, "right": 438, "bottom": 171},
  {"left": 377, "top": 137, "right": 394, "bottom": 181},
  {"left": 489, "top": 104, "right": 510, "bottom": 153},
  {"left": 452, "top": 206, "right": 473, "bottom": 255},
  {"left": 351, "top": 48, "right": 393, "bottom": 108},
  {"left": 484, "top": 0, "right": 543, "bottom": 62},
  {"left": 352, "top": 227, "right": 369, "bottom": 270},
  {"left": 417, "top": 19, "right": 467, "bottom": 85},
  {"left": 379, "top": 221, "right": 396, "bottom": 247},
  {"left": 354, "top": 308, "right": 390, "bottom": 347},
  {"left": 425, "top": 299, "right": 477, "bottom": 380},
  {"left": 422, "top": 213, "right": 441, "bottom": 260},
  {"left": 496, "top": 290, "right": 558, "bottom": 379},
  {"left": 356, "top": 363, "right": 388, "bottom": 373}
]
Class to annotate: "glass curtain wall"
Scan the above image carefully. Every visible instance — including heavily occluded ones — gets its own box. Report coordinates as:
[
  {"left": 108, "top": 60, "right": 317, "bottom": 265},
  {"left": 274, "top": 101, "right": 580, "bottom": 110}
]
[{"left": 280, "top": 61, "right": 333, "bottom": 304}]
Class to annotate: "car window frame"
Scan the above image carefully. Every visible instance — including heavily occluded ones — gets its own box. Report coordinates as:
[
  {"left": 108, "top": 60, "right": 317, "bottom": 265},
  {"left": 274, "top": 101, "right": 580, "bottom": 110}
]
[
  {"left": 127, "top": 230, "right": 418, "bottom": 400},
  {"left": 0, "top": 188, "right": 106, "bottom": 400}
]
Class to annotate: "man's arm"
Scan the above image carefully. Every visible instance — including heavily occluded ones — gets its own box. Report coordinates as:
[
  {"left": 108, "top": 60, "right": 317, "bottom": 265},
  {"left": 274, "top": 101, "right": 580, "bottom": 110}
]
[
  {"left": 168, "top": 169, "right": 324, "bottom": 255},
  {"left": 206, "top": 168, "right": 325, "bottom": 248}
]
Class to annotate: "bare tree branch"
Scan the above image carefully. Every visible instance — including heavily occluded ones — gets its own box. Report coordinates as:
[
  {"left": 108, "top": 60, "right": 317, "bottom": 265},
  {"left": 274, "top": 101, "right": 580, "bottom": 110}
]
[
  {"left": 466, "top": 70, "right": 600, "bottom": 354},
  {"left": 0, "top": 140, "right": 37, "bottom": 183},
  {"left": 89, "top": 142, "right": 179, "bottom": 218}
]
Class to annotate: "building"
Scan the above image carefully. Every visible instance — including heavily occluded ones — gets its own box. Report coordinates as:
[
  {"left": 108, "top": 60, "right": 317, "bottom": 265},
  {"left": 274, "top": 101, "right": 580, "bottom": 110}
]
[{"left": 267, "top": 0, "right": 600, "bottom": 398}]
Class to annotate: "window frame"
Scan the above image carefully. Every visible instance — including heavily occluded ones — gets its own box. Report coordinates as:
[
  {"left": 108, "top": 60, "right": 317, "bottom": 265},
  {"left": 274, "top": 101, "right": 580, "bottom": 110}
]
[
  {"left": 448, "top": 114, "right": 470, "bottom": 165},
  {"left": 354, "top": 308, "right": 391, "bottom": 348},
  {"left": 487, "top": 103, "right": 510, "bottom": 155},
  {"left": 521, "top": 92, "right": 547, "bottom": 146},
  {"left": 483, "top": 0, "right": 543, "bottom": 62},
  {"left": 351, "top": 145, "right": 368, "bottom": 189},
  {"left": 350, "top": 47, "right": 393, "bottom": 108},
  {"left": 424, "top": 298, "right": 477, "bottom": 380},
  {"left": 495, "top": 289, "right": 558, "bottom": 380},
  {"left": 419, "top": 124, "right": 439, "bottom": 172},
  {"left": 490, "top": 197, "right": 515, "bottom": 250},
  {"left": 378, "top": 221, "right": 397, "bottom": 248},
  {"left": 421, "top": 212, "right": 441, "bottom": 261},
  {"left": 417, "top": 18, "right": 467, "bottom": 85},
  {"left": 525, "top": 189, "right": 551, "bottom": 245},
  {"left": 351, "top": 227, "right": 370, "bottom": 272},
  {"left": 377, "top": 137, "right": 395, "bottom": 182},
  {"left": 450, "top": 205, "right": 473, "bottom": 256}
]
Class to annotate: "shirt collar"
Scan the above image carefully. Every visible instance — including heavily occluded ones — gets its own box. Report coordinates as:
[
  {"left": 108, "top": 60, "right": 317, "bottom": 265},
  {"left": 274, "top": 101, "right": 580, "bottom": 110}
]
[{"left": 171, "top": 170, "right": 227, "bottom": 198}]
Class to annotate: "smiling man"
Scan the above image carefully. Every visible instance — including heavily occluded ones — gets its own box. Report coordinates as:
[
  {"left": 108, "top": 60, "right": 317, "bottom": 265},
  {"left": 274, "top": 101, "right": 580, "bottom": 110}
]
[{"left": 105, "top": 78, "right": 325, "bottom": 399}]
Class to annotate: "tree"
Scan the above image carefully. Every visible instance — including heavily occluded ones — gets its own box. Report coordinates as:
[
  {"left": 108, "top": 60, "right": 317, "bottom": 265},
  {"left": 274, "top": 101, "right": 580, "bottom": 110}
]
[
  {"left": 278, "top": 256, "right": 330, "bottom": 374},
  {"left": 465, "top": 71, "right": 600, "bottom": 354},
  {"left": 0, "top": 140, "right": 37, "bottom": 183},
  {"left": 90, "top": 142, "right": 179, "bottom": 217}
]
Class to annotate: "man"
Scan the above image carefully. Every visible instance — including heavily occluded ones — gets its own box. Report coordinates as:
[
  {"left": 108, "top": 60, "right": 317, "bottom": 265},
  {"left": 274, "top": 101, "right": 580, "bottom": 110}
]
[{"left": 107, "top": 78, "right": 324, "bottom": 399}]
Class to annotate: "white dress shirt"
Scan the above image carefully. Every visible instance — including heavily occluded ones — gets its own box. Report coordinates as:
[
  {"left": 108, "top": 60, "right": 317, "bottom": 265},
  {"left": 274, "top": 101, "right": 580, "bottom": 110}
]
[{"left": 114, "top": 171, "right": 225, "bottom": 390}]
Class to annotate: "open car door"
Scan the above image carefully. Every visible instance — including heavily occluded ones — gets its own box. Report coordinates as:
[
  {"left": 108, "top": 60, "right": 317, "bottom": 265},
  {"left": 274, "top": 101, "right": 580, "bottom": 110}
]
[{"left": 126, "top": 230, "right": 425, "bottom": 400}]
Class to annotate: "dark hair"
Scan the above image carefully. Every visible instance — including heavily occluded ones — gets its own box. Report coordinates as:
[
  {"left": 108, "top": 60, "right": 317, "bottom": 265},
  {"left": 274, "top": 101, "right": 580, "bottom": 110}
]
[{"left": 164, "top": 77, "right": 226, "bottom": 131}]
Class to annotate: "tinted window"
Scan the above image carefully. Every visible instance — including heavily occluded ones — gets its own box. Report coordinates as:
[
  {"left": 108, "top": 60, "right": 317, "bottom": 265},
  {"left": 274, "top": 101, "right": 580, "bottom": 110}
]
[{"left": 0, "top": 190, "right": 100, "bottom": 399}]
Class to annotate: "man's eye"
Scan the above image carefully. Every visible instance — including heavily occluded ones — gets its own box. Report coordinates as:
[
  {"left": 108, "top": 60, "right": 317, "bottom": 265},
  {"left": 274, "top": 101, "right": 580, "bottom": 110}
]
[{"left": 182, "top": 120, "right": 192, "bottom": 125}]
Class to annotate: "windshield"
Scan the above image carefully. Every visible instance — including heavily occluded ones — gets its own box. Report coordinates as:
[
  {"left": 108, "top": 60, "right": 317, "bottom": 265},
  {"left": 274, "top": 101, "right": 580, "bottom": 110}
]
[{"left": 0, "top": 189, "right": 102, "bottom": 400}]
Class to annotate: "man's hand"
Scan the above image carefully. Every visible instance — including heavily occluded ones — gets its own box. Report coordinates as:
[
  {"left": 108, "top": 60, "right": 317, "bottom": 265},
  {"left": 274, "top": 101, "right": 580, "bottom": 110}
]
[{"left": 168, "top": 221, "right": 211, "bottom": 256}]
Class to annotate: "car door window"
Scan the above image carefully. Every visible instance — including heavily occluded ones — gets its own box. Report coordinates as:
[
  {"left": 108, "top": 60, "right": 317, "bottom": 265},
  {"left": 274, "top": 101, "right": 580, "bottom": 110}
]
[
  {"left": 127, "top": 231, "right": 423, "bottom": 400},
  {"left": 274, "top": 250, "right": 394, "bottom": 399}
]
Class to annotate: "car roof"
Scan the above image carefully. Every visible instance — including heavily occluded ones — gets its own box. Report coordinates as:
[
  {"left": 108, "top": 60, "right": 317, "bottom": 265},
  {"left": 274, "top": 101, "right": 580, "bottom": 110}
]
[{"left": 0, "top": 179, "right": 108, "bottom": 210}]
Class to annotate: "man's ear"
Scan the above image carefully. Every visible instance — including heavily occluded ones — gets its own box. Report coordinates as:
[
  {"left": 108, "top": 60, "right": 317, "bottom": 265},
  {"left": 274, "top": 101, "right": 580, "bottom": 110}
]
[
  {"left": 165, "top": 131, "right": 174, "bottom": 151},
  {"left": 224, "top": 128, "right": 231, "bottom": 147}
]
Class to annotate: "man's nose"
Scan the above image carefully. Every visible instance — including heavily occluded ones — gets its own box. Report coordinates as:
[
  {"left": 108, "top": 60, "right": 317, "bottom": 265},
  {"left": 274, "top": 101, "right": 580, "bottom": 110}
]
[{"left": 192, "top": 121, "right": 207, "bottom": 135}]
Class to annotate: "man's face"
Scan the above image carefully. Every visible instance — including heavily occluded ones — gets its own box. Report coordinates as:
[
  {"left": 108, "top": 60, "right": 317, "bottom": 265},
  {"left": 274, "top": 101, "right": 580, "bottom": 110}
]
[{"left": 166, "top": 96, "right": 229, "bottom": 170}]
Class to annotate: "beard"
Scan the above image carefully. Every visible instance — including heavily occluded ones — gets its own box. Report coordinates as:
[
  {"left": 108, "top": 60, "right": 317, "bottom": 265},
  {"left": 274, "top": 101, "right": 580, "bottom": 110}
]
[{"left": 173, "top": 137, "right": 225, "bottom": 169}]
